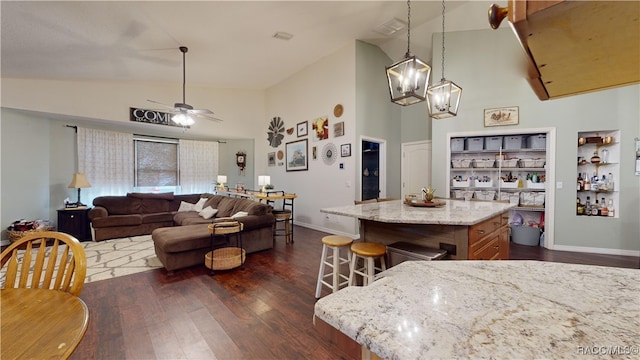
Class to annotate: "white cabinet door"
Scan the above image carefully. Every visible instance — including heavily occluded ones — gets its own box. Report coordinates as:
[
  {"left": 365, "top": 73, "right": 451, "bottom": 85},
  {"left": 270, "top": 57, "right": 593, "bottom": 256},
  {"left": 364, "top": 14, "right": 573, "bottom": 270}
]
[{"left": 401, "top": 141, "right": 432, "bottom": 199}]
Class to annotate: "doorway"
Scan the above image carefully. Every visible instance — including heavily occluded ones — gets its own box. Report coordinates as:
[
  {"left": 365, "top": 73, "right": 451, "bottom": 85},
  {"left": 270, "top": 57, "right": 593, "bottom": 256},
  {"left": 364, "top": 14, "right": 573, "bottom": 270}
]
[{"left": 360, "top": 137, "right": 386, "bottom": 201}]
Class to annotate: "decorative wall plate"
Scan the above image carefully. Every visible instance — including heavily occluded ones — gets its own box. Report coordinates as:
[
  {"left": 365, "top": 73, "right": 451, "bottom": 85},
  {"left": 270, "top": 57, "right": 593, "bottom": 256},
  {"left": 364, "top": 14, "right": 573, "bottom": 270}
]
[
  {"left": 277, "top": 150, "right": 284, "bottom": 160},
  {"left": 268, "top": 117, "right": 285, "bottom": 148},
  {"left": 333, "top": 104, "right": 344, "bottom": 118},
  {"left": 321, "top": 143, "right": 337, "bottom": 165}
]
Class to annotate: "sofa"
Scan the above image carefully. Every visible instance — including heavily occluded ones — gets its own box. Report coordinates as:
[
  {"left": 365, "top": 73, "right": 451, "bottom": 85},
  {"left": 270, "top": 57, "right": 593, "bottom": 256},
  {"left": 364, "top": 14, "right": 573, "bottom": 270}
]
[{"left": 88, "top": 193, "right": 276, "bottom": 271}]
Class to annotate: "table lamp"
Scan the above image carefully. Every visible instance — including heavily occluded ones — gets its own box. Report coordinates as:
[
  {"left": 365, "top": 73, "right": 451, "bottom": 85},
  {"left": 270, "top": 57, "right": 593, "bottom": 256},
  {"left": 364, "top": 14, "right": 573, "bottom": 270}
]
[
  {"left": 217, "top": 175, "right": 227, "bottom": 191},
  {"left": 258, "top": 175, "right": 271, "bottom": 193},
  {"left": 68, "top": 172, "right": 91, "bottom": 206}
]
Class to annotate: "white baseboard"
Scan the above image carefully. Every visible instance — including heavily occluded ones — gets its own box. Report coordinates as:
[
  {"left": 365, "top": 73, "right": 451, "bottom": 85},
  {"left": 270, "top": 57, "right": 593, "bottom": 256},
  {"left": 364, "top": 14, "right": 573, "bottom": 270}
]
[{"left": 551, "top": 244, "right": 640, "bottom": 257}]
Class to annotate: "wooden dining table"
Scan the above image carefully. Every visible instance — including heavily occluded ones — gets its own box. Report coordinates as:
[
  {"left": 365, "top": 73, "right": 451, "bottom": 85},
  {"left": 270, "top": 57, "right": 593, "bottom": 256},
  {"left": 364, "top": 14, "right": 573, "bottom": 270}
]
[{"left": 1, "top": 288, "right": 89, "bottom": 359}]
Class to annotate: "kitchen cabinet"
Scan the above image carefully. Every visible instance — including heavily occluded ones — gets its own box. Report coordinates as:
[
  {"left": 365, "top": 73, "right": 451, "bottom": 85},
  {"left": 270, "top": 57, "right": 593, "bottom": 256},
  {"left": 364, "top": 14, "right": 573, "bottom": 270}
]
[
  {"left": 577, "top": 130, "right": 620, "bottom": 218},
  {"left": 489, "top": 0, "right": 639, "bottom": 100},
  {"left": 468, "top": 214, "right": 509, "bottom": 260}
]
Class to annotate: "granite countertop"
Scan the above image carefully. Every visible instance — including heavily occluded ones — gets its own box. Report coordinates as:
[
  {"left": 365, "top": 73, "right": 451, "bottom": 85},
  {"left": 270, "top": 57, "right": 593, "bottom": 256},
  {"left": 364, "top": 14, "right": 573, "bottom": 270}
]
[
  {"left": 320, "top": 199, "right": 515, "bottom": 225},
  {"left": 314, "top": 261, "right": 640, "bottom": 359}
]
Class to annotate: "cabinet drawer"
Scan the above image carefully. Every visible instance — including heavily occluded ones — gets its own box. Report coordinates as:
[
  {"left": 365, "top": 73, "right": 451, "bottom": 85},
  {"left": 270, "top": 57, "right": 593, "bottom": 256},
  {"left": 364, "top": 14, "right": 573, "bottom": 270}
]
[
  {"left": 470, "top": 235, "right": 500, "bottom": 260},
  {"left": 468, "top": 215, "right": 502, "bottom": 243}
]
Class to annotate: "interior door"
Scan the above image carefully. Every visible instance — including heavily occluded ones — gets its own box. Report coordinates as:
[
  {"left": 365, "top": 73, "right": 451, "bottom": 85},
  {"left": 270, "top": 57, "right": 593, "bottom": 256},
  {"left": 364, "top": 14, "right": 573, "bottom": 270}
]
[{"left": 401, "top": 141, "right": 432, "bottom": 199}]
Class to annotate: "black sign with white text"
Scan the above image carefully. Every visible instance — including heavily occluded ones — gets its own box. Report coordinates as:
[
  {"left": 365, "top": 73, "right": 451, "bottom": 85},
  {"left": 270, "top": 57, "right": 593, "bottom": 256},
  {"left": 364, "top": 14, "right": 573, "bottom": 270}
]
[{"left": 129, "top": 107, "right": 183, "bottom": 128}]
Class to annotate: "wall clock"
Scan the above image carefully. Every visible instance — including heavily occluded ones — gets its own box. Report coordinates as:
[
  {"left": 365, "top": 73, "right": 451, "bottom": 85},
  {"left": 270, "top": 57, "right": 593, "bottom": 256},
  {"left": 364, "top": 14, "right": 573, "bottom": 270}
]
[
  {"left": 268, "top": 117, "right": 285, "bottom": 148},
  {"left": 321, "top": 143, "right": 337, "bottom": 165},
  {"left": 236, "top": 151, "right": 247, "bottom": 171}
]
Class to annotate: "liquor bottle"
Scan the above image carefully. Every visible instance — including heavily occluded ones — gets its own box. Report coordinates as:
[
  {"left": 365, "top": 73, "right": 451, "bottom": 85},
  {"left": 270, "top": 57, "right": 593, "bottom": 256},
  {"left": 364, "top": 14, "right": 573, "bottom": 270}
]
[
  {"left": 583, "top": 175, "right": 591, "bottom": 191},
  {"left": 608, "top": 172, "right": 614, "bottom": 191},
  {"left": 576, "top": 197, "right": 584, "bottom": 215},
  {"left": 577, "top": 172, "right": 584, "bottom": 190},
  {"left": 591, "top": 172, "right": 599, "bottom": 191},
  {"left": 585, "top": 196, "right": 591, "bottom": 216},
  {"left": 600, "top": 174, "right": 607, "bottom": 191},
  {"left": 591, "top": 198, "right": 600, "bottom": 216},
  {"left": 600, "top": 197, "right": 608, "bottom": 216},
  {"left": 608, "top": 199, "right": 615, "bottom": 217}
]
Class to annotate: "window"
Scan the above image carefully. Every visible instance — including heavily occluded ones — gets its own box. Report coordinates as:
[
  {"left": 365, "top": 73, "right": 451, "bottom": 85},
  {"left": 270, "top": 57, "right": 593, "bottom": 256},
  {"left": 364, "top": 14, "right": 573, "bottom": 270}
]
[{"left": 134, "top": 137, "right": 179, "bottom": 191}]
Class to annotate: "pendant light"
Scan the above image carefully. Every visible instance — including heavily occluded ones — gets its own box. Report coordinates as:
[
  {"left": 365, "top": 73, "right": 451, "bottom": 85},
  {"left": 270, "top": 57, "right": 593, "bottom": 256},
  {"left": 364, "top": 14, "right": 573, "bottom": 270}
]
[
  {"left": 385, "top": 0, "right": 431, "bottom": 106},
  {"left": 427, "top": 0, "right": 462, "bottom": 119}
]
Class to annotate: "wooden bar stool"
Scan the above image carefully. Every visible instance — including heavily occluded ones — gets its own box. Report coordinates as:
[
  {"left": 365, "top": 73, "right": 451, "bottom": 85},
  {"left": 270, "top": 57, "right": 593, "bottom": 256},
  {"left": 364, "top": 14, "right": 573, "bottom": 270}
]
[
  {"left": 349, "top": 242, "right": 387, "bottom": 286},
  {"left": 315, "top": 235, "right": 353, "bottom": 299},
  {"left": 273, "top": 210, "right": 292, "bottom": 244}
]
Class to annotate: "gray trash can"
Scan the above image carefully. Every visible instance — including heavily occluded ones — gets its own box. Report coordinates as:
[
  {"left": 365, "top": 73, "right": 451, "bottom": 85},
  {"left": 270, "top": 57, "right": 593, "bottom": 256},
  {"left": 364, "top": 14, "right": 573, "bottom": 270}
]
[
  {"left": 510, "top": 225, "right": 542, "bottom": 246},
  {"left": 387, "top": 241, "right": 447, "bottom": 267}
]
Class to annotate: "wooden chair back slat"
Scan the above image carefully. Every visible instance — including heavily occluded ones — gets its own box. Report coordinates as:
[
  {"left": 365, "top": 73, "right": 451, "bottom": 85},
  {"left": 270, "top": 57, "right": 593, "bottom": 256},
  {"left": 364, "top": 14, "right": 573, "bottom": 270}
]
[{"left": 1, "top": 232, "right": 87, "bottom": 296}]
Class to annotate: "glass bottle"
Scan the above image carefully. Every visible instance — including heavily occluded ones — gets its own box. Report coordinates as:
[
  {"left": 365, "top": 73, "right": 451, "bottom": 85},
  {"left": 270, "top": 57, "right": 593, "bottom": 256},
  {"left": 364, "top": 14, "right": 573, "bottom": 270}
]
[
  {"left": 577, "top": 172, "right": 584, "bottom": 191},
  {"left": 608, "top": 172, "right": 614, "bottom": 191},
  {"left": 591, "top": 198, "right": 600, "bottom": 216},
  {"left": 600, "top": 197, "right": 608, "bottom": 216},
  {"left": 584, "top": 174, "right": 591, "bottom": 191},
  {"left": 585, "top": 196, "right": 591, "bottom": 216},
  {"left": 608, "top": 199, "right": 615, "bottom": 217},
  {"left": 576, "top": 197, "right": 584, "bottom": 215}
]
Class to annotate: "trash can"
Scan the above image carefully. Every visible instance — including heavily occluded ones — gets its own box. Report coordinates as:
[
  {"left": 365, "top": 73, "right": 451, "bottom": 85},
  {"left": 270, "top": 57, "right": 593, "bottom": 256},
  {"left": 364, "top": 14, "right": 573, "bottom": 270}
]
[
  {"left": 510, "top": 225, "right": 542, "bottom": 246},
  {"left": 387, "top": 241, "right": 447, "bottom": 267}
]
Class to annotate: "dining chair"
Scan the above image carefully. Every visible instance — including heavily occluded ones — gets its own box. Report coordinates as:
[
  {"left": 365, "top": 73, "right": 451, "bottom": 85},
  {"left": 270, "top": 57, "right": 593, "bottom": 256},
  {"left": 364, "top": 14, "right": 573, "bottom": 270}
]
[{"left": 1, "top": 231, "right": 87, "bottom": 296}]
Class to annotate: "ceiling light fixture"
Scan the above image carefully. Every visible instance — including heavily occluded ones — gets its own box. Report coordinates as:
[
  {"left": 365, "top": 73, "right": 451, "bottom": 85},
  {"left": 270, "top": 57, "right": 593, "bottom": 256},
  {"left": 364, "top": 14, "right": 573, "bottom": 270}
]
[
  {"left": 385, "top": 0, "right": 431, "bottom": 106},
  {"left": 427, "top": 0, "right": 462, "bottom": 119}
]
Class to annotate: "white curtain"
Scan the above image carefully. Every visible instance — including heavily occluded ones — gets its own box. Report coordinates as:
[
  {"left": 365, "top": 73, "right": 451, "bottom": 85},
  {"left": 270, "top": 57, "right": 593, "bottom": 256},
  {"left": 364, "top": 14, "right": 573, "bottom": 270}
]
[
  {"left": 77, "top": 128, "right": 134, "bottom": 203},
  {"left": 179, "top": 139, "right": 219, "bottom": 194}
]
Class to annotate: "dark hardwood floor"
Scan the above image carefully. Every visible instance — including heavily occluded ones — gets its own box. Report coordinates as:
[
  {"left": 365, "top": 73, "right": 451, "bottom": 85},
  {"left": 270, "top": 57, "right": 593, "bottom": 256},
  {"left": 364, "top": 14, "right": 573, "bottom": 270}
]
[{"left": 71, "top": 226, "right": 639, "bottom": 360}]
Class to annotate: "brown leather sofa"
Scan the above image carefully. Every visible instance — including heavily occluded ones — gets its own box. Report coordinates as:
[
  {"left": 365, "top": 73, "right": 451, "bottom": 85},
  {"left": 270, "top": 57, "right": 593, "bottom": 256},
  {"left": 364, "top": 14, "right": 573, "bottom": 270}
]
[{"left": 88, "top": 192, "right": 275, "bottom": 272}]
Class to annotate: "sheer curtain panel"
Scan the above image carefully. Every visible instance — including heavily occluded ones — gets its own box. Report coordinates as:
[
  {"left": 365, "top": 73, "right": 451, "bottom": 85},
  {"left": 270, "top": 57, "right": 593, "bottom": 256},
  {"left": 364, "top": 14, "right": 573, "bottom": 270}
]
[
  {"left": 77, "top": 128, "right": 134, "bottom": 203},
  {"left": 179, "top": 139, "right": 218, "bottom": 194}
]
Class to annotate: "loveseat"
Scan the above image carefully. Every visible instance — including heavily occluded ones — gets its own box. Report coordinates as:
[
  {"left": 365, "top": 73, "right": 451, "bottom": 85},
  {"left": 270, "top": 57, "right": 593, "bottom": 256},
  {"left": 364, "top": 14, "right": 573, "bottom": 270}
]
[{"left": 88, "top": 192, "right": 275, "bottom": 272}]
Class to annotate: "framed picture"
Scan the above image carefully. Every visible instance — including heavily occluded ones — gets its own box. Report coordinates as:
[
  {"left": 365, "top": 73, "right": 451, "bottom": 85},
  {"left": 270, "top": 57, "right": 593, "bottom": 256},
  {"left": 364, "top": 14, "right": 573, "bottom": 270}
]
[
  {"left": 286, "top": 139, "right": 308, "bottom": 171},
  {"left": 297, "top": 121, "right": 308, "bottom": 137},
  {"left": 341, "top": 143, "right": 351, "bottom": 157},
  {"left": 268, "top": 152, "right": 276, "bottom": 166},
  {"left": 312, "top": 116, "right": 329, "bottom": 142},
  {"left": 484, "top": 106, "right": 519, "bottom": 127},
  {"left": 334, "top": 121, "right": 344, "bottom": 137},
  {"left": 312, "top": 146, "right": 317, "bottom": 160}
]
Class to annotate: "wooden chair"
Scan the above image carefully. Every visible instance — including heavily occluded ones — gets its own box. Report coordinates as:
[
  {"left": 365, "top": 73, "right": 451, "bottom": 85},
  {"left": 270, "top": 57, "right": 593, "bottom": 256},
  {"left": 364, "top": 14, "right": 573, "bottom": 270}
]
[{"left": 1, "top": 231, "right": 87, "bottom": 296}]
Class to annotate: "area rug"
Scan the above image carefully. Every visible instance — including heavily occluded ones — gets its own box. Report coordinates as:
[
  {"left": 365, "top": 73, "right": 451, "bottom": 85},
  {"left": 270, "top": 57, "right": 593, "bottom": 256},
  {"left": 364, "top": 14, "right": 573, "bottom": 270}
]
[{"left": 82, "top": 235, "right": 162, "bottom": 283}]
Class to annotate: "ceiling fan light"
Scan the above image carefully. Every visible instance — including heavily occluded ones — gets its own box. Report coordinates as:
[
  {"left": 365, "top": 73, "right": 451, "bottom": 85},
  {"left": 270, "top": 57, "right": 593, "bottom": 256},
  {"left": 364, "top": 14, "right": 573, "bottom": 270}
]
[
  {"left": 172, "top": 112, "right": 194, "bottom": 126},
  {"left": 427, "top": 79, "right": 462, "bottom": 119}
]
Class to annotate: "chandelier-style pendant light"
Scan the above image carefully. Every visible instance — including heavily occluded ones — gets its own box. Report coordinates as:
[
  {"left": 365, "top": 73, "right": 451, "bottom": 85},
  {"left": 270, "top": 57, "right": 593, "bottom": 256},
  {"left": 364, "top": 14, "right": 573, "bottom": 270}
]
[
  {"left": 427, "top": 0, "right": 462, "bottom": 119},
  {"left": 386, "top": 0, "right": 431, "bottom": 106}
]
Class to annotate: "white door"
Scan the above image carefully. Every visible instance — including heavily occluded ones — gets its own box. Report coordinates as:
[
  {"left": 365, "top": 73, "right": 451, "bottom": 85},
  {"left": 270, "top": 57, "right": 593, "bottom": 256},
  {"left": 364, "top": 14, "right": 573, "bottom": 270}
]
[{"left": 401, "top": 141, "right": 432, "bottom": 199}]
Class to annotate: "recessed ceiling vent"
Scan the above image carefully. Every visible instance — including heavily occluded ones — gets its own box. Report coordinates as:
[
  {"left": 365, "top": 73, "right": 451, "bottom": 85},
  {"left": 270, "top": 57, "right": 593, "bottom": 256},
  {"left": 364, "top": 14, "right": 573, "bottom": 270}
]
[
  {"left": 374, "top": 18, "right": 406, "bottom": 36},
  {"left": 273, "top": 32, "right": 294, "bottom": 41}
]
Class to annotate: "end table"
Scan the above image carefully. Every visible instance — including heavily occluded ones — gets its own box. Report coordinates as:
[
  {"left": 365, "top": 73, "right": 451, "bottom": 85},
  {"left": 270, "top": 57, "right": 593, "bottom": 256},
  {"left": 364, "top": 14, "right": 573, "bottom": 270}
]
[{"left": 57, "top": 208, "right": 92, "bottom": 241}]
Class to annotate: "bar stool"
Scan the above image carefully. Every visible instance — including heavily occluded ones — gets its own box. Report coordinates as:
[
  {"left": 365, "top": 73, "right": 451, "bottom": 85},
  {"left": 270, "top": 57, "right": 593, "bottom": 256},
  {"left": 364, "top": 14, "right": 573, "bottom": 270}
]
[
  {"left": 315, "top": 235, "right": 353, "bottom": 299},
  {"left": 349, "top": 242, "right": 387, "bottom": 286},
  {"left": 273, "top": 209, "right": 292, "bottom": 244}
]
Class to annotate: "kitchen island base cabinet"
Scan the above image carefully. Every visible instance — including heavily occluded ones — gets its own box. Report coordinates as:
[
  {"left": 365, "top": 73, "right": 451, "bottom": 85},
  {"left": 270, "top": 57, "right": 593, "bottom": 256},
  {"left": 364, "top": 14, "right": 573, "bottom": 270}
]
[{"left": 360, "top": 213, "right": 509, "bottom": 261}]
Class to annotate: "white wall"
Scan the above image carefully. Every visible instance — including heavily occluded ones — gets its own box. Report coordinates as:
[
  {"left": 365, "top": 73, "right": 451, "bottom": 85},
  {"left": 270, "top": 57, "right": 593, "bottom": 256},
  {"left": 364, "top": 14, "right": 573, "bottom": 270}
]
[
  {"left": 265, "top": 43, "right": 358, "bottom": 236},
  {"left": 431, "top": 28, "right": 640, "bottom": 254}
]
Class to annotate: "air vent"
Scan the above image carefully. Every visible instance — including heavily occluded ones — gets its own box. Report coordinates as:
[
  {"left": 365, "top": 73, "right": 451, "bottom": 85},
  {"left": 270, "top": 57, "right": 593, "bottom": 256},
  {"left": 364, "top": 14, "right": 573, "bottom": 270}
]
[{"left": 374, "top": 18, "right": 406, "bottom": 36}]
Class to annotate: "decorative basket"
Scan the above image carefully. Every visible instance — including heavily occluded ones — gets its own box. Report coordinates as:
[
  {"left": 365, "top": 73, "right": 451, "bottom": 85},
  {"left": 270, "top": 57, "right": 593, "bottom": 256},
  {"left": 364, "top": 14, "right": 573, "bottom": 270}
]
[
  {"left": 7, "top": 227, "right": 54, "bottom": 242},
  {"left": 205, "top": 247, "right": 246, "bottom": 271}
]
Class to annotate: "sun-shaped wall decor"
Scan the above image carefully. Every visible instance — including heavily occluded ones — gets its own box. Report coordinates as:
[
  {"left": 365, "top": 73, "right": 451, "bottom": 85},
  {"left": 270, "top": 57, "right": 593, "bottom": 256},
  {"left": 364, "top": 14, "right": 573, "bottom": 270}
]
[
  {"left": 321, "top": 142, "right": 338, "bottom": 165},
  {"left": 268, "top": 117, "right": 285, "bottom": 148}
]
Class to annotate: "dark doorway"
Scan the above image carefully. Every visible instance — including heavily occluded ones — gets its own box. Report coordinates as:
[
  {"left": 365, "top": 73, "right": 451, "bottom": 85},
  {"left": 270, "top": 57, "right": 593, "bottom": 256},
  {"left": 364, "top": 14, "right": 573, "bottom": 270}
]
[{"left": 362, "top": 140, "right": 380, "bottom": 200}]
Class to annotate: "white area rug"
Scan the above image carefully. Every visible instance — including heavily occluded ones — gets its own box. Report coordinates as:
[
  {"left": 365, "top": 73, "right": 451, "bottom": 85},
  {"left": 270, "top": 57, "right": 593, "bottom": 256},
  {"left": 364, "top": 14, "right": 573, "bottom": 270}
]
[{"left": 82, "top": 235, "right": 162, "bottom": 283}]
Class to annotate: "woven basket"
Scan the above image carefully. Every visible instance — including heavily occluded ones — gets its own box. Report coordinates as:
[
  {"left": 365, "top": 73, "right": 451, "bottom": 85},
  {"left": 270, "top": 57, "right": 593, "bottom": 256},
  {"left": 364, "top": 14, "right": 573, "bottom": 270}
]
[
  {"left": 205, "top": 247, "right": 245, "bottom": 271},
  {"left": 7, "top": 227, "right": 54, "bottom": 242}
]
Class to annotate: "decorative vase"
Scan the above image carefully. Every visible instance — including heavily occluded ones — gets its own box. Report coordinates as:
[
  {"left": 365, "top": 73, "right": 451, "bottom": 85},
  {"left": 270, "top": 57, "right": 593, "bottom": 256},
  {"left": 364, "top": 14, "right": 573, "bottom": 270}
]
[{"left": 590, "top": 151, "right": 601, "bottom": 164}]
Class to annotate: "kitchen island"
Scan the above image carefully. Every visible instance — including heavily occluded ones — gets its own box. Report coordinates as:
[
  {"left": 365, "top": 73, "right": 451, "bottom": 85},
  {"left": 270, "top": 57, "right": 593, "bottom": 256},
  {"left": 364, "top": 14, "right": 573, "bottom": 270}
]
[
  {"left": 321, "top": 199, "right": 516, "bottom": 260},
  {"left": 314, "top": 260, "right": 640, "bottom": 359}
]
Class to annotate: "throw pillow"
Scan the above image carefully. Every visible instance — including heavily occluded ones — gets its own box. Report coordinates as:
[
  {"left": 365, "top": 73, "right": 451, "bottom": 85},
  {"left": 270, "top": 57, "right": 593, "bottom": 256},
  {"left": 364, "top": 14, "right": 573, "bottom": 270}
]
[
  {"left": 199, "top": 206, "right": 218, "bottom": 220},
  {"left": 177, "top": 201, "right": 196, "bottom": 212},
  {"left": 193, "top": 198, "right": 208, "bottom": 212},
  {"left": 231, "top": 211, "right": 249, "bottom": 219}
]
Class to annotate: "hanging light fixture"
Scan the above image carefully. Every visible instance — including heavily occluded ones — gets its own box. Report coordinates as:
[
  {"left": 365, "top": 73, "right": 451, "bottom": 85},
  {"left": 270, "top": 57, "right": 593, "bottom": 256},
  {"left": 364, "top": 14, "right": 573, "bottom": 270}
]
[
  {"left": 385, "top": 0, "right": 431, "bottom": 106},
  {"left": 427, "top": 0, "right": 462, "bottom": 119}
]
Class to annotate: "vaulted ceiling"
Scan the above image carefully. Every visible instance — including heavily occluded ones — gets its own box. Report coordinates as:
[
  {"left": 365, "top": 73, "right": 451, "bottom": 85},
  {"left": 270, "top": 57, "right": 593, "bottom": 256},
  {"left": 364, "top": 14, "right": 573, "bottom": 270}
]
[{"left": 1, "top": 1, "right": 493, "bottom": 90}]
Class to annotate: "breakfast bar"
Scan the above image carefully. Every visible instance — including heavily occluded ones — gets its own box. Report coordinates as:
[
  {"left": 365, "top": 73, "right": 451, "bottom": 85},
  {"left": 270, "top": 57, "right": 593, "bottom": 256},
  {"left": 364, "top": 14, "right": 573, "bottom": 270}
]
[
  {"left": 320, "top": 199, "right": 515, "bottom": 260},
  {"left": 314, "top": 260, "right": 640, "bottom": 359}
]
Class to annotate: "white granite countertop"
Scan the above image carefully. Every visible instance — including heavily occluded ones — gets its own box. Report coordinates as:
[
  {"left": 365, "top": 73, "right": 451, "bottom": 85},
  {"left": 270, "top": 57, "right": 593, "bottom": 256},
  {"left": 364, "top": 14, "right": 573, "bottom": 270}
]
[
  {"left": 320, "top": 199, "right": 515, "bottom": 225},
  {"left": 314, "top": 261, "right": 640, "bottom": 359}
]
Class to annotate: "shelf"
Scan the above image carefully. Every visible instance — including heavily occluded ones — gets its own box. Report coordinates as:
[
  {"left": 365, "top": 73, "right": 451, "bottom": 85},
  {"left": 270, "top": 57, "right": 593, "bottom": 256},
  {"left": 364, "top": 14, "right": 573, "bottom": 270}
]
[
  {"left": 451, "top": 148, "right": 545, "bottom": 155},
  {"left": 451, "top": 186, "right": 546, "bottom": 192},
  {"left": 577, "top": 162, "right": 618, "bottom": 167},
  {"left": 450, "top": 167, "right": 545, "bottom": 172},
  {"left": 512, "top": 206, "right": 545, "bottom": 212}
]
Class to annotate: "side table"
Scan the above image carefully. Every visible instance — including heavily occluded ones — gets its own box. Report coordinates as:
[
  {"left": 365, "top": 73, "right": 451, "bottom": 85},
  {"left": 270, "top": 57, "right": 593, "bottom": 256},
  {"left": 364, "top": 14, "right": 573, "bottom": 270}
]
[
  {"left": 205, "top": 221, "right": 244, "bottom": 274},
  {"left": 57, "top": 208, "right": 92, "bottom": 241}
]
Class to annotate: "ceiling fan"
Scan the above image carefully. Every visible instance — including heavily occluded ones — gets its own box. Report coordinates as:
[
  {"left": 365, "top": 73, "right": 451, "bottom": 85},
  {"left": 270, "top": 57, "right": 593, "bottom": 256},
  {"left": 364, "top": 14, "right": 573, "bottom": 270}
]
[{"left": 147, "top": 46, "right": 222, "bottom": 125}]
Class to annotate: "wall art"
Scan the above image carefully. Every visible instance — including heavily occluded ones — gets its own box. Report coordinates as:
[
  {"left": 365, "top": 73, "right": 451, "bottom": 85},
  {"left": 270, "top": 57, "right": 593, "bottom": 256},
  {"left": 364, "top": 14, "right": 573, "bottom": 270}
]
[
  {"left": 334, "top": 121, "right": 344, "bottom": 137},
  {"left": 312, "top": 116, "right": 329, "bottom": 142},
  {"left": 268, "top": 152, "right": 276, "bottom": 166},
  {"left": 286, "top": 139, "right": 308, "bottom": 172},
  {"left": 268, "top": 116, "right": 285, "bottom": 147},
  {"left": 312, "top": 146, "right": 317, "bottom": 160},
  {"left": 341, "top": 143, "right": 351, "bottom": 157},
  {"left": 297, "top": 121, "right": 308, "bottom": 137},
  {"left": 321, "top": 142, "right": 337, "bottom": 165},
  {"left": 484, "top": 106, "right": 519, "bottom": 127}
]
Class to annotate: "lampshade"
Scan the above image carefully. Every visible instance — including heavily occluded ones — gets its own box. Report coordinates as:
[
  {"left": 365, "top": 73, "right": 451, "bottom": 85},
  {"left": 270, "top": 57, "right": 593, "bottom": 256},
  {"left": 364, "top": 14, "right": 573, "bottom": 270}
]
[
  {"left": 427, "top": 0, "right": 462, "bottom": 119},
  {"left": 68, "top": 173, "right": 91, "bottom": 189},
  {"left": 426, "top": 79, "right": 462, "bottom": 119},
  {"left": 258, "top": 175, "right": 271, "bottom": 186},
  {"left": 385, "top": 0, "right": 431, "bottom": 106},
  {"left": 217, "top": 175, "right": 227, "bottom": 184}
]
